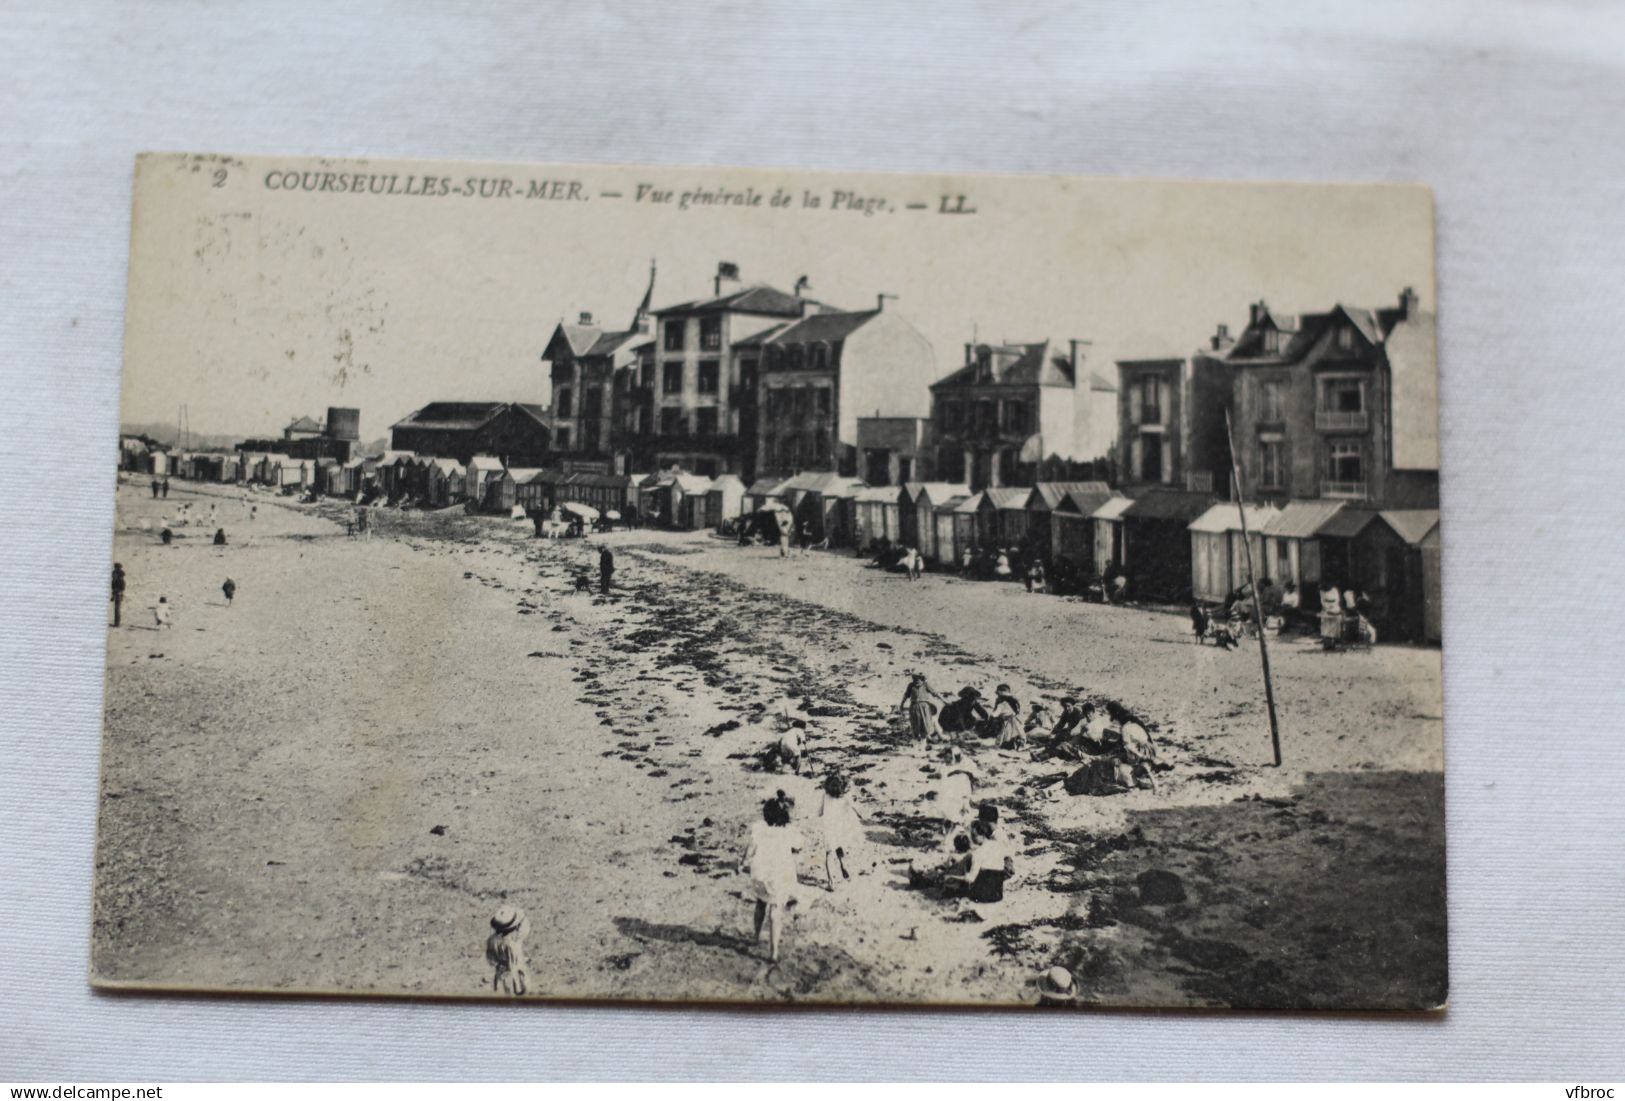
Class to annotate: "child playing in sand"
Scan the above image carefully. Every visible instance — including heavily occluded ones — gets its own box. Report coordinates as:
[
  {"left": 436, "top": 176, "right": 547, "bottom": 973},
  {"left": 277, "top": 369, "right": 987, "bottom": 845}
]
[
  {"left": 151, "top": 595, "right": 172, "bottom": 628},
  {"left": 770, "top": 720, "right": 805, "bottom": 774},
  {"left": 742, "top": 793, "right": 804, "bottom": 962},
  {"left": 485, "top": 905, "right": 529, "bottom": 995},
  {"left": 819, "top": 771, "right": 866, "bottom": 889},
  {"left": 936, "top": 748, "right": 977, "bottom": 829}
]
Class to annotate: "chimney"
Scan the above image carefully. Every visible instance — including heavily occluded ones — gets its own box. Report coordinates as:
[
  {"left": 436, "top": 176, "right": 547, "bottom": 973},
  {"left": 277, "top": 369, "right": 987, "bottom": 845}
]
[
  {"left": 876, "top": 293, "right": 897, "bottom": 312},
  {"left": 1249, "top": 301, "right": 1266, "bottom": 326},
  {"left": 578, "top": 311, "right": 594, "bottom": 326},
  {"left": 1399, "top": 286, "right": 1419, "bottom": 320},
  {"left": 964, "top": 342, "right": 976, "bottom": 366},
  {"left": 714, "top": 261, "right": 741, "bottom": 297},
  {"left": 1210, "top": 322, "right": 1234, "bottom": 352}
]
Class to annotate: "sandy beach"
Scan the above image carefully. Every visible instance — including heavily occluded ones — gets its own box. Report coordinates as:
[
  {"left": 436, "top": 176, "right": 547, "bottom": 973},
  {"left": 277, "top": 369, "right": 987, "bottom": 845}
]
[{"left": 93, "top": 475, "right": 1446, "bottom": 1008}]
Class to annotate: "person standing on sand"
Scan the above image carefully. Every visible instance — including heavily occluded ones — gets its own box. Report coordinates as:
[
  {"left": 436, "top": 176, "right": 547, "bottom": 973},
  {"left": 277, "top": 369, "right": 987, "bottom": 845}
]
[
  {"left": 153, "top": 595, "right": 172, "bottom": 629},
  {"left": 742, "top": 793, "right": 804, "bottom": 963},
  {"left": 150, "top": 478, "right": 159, "bottom": 499},
  {"left": 819, "top": 771, "right": 866, "bottom": 890},
  {"left": 109, "top": 563, "right": 125, "bottom": 627},
  {"left": 221, "top": 578, "right": 236, "bottom": 606},
  {"left": 213, "top": 527, "right": 227, "bottom": 546},
  {"left": 900, "top": 672, "right": 947, "bottom": 745},
  {"left": 161, "top": 477, "right": 169, "bottom": 499},
  {"left": 777, "top": 524, "right": 790, "bottom": 558},
  {"left": 599, "top": 545, "right": 615, "bottom": 594},
  {"left": 485, "top": 906, "right": 530, "bottom": 996}
]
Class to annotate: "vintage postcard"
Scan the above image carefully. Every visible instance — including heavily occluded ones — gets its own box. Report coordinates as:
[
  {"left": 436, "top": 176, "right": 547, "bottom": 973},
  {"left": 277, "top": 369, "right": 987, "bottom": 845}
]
[{"left": 96, "top": 153, "right": 1445, "bottom": 1009}]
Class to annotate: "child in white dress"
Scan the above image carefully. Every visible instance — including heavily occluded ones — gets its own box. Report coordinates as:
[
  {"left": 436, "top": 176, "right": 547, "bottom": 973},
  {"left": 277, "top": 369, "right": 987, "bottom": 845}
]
[
  {"left": 742, "top": 793, "right": 804, "bottom": 962},
  {"left": 819, "top": 771, "right": 866, "bottom": 890}
]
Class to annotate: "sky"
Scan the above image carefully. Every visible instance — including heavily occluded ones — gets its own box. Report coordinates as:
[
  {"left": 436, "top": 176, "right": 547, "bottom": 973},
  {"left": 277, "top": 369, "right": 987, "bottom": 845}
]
[{"left": 120, "top": 154, "right": 1435, "bottom": 442}]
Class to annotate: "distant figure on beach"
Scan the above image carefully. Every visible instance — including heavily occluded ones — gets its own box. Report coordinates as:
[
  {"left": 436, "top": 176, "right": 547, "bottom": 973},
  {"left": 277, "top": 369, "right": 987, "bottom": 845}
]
[
  {"left": 221, "top": 578, "right": 236, "bottom": 606},
  {"left": 250, "top": 505, "right": 258, "bottom": 523},
  {"left": 153, "top": 596, "right": 172, "bottom": 629},
  {"left": 989, "top": 684, "right": 1024, "bottom": 748},
  {"left": 1025, "top": 559, "right": 1046, "bottom": 593},
  {"left": 599, "top": 545, "right": 615, "bottom": 594},
  {"left": 110, "top": 563, "right": 125, "bottom": 627},
  {"left": 798, "top": 521, "right": 814, "bottom": 556},
  {"left": 994, "top": 550, "right": 1012, "bottom": 579},
  {"left": 905, "top": 545, "right": 923, "bottom": 581},
  {"left": 900, "top": 672, "right": 947, "bottom": 745},
  {"left": 354, "top": 506, "right": 367, "bottom": 539},
  {"left": 819, "top": 771, "right": 866, "bottom": 890},
  {"left": 485, "top": 906, "right": 530, "bottom": 996},
  {"left": 161, "top": 478, "right": 169, "bottom": 499},
  {"left": 213, "top": 527, "right": 227, "bottom": 546},
  {"left": 936, "top": 749, "right": 977, "bottom": 825},
  {"left": 777, "top": 525, "right": 789, "bottom": 558},
  {"left": 742, "top": 792, "right": 804, "bottom": 963},
  {"left": 150, "top": 479, "right": 160, "bottom": 499},
  {"left": 765, "top": 720, "right": 805, "bottom": 774},
  {"left": 160, "top": 526, "right": 173, "bottom": 546}
]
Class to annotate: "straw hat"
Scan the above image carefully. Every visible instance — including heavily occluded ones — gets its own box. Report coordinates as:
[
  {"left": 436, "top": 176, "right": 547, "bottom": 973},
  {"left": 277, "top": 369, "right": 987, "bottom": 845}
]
[
  {"left": 490, "top": 905, "right": 526, "bottom": 934},
  {"left": 1044, "top": 966, "right": 1075, "bottom": 995}
]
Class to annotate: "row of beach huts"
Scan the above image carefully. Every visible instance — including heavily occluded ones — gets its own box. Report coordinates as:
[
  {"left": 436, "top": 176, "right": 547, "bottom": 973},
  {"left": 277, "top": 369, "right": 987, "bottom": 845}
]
[{"left": 124, "top": 441, "right": 1439, "bottom": 642}]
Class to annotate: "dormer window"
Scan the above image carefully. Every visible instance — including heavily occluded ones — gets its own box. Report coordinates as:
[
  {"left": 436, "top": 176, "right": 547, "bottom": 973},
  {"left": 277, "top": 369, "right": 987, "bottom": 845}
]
[
  {"left": 977, "top": 348, "right": 992, "bottom": 380},
  {"left": 1263, "top": 329, "right": 1283, "bottom": 354},
  {"left": 1336, "top": 325, "right": 1354, "bottom": 351}
]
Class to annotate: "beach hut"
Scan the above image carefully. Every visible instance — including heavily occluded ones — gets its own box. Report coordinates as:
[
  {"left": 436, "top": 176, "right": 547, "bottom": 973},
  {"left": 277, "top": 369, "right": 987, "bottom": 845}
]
[
  {"left": 951, "top": 493, "right": 985, "bottom": 563},
  {"left": 1414, "top": 515, "right": 1443, "bottom": 644},
  {"left": 1381, "top": 509, "right": 1441, "bottom": 644},
  {"left": 314, "top": 458, "right": 340, "bottom": 495},
  {"left": 484, "top": 467, "right": 541, "bottom": 514},
  {"left": 704, "top": 474, "right": 747, "bottom": 531},
  {"left": 519, "top": 469, "right": 568, "bottom": 513},
  {"left": 1120, "top": 489, "right": 1214, "bottom": 601},
  {"left": 428, "top": 458, "right": 466, "bottom": 506},
  {"left": 1187, "top": 502, "right": 1282, "bottom": 603},
  {"left": 930, "top": 493, "right": 974, "bottom": 566},
  {"left": 1313, "top": 507, "right": 1438, "bottom": 642},
  {"left": 1049, "top": 486, "right": 1119, "bottom": 581},
  {"left": 848, "top": 486, "right": 899, "bottom": 551},
  {"left": 1259, "top": 499, "right": 1345, "bottom": 595},
  {"left": 1090, "top": 495, "right": 1135, "bottom": 579},
  {"left": 801, "top": 474, "right": 866, "bottom": 546},
  {"left": 464, "top": 455, "right": 504, "bottom": 506},
  {"left": 901, "top": 483, "right": 969, "bottom": 553},
  {"left": 977, "top": 488, "right": 1030, "bottom": 549},
  {"left": 744, "top": 476, "right": 790, "bottom": 513},
  {"left": 910, "top": 483, "right": 970, "bottom": 561},
  {"left": 1026, "top": 482, "right": 1112, "bottom": 557},
  {"left": 674, "top": 474, "right": 715, "bottom": 530}
]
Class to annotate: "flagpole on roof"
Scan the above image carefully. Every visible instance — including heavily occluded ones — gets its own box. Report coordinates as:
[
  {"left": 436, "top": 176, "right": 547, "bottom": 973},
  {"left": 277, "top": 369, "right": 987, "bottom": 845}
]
[{"left": 1224, "top": 408, "right": 1283, "bottom": 768}]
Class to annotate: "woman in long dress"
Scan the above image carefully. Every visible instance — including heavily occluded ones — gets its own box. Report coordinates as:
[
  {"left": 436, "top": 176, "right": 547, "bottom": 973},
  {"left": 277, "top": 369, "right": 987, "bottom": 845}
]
[
  {"left": 900, "top": 673, "right": 947, "bottom": 745},
  {"left": 742, "top": 794, "right": 804, "bottom": 962}
]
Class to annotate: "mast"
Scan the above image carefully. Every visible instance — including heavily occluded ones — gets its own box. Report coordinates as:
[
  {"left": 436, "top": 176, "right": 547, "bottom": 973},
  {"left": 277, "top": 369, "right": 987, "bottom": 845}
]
[{"left": 1224, "top": 408, "right": 1283, "bottom": 767}]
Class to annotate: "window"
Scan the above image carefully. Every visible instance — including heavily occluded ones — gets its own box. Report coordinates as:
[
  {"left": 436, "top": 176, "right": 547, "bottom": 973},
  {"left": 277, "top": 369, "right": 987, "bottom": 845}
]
[
  {"left": 582, "top": 420, "right": 600, "bottom": 451},
  {"left": 662, "top": 362, "right": 684, "bottom": 394},
  {"left": 1336, "top": 326, "right": 1354, "bottom": 351},
  {"left": 1320, "top": 377, "right": 1364, "bottom": 413},
  {"left": 663, "top": 319, "right": 685, "bottom": 351},
  {"left": 788, "top": 345, "right": 806, "bottom": 370},
  {"left": 1137, "top": 376, "right": 1163, "bottom": 425},
  {"left": 1259, "top": 379, "right": 1284, "bottom": 422},
  {"left": 814, "top": 429, "right": 829, "bottom": 463},
  {"left": 943, "top": 401, "right": 962, "bottom": 431},
  {"left": 695, "top": 408, "right": 718, "bottom": 436},
  {"left": 555, "top": 427, "right": 571, "bottom": 449},
  {"left": 1263, "top": 329, "right": 1283, "bottom": 354},
  {"left": 793, "top": 388, "right": 810, "bottom": 419},
  {"left": 1324, "top": 440, "right": 1364, "bottom": 497},
  {"left": 975, "top": 401, "right": 996, "bottom": 433},
  {"left": 698, "top": 360, "right": 720, "bottom": 394},
  {"left": 1259, "top": 437, "right": 1284, "bottom": 490},
  {"left": 939, "top": 448, "right": 966, "bottom": 482},
  {"left": 555, "top": 387, "right": 573, "bottom": 417},
  {"left": 811, "top": 344, "right": 828, "bottom": 371},
  {"left": 1005, "top": 401, "right": 1028, "bottom": 435},
  {"left": 583, "top": 387, "right": 602, "bottom": 417},
  {"left": 640, "top": 364, "right": 654, "bottom": 389},
  {"left": 659, "top": 408, "right": 684, "bottom": 436},
  {"left": 786, "top": 436, "right": 801, "bottom": 467},
  {"left": 814, "top": 386, "right": 831, "bottom": 416},
  {"left": 699, "top": 316, "right": 721, "bottom": 351}
]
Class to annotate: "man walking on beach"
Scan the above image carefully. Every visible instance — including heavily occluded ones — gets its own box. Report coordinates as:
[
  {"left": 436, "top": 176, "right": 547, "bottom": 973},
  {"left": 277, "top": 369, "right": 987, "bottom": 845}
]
[
  {"left": 599, "top": 545, "right": 615, "bottom": 594},
  {"left": 161, "top": 477, "right": 170, "bottom": 499},
  {"left": 150, "top": 478, "right": 160, "bottom": 499},
  {"left": 110, "top": 563, "right": 125, "bottom": 627}
]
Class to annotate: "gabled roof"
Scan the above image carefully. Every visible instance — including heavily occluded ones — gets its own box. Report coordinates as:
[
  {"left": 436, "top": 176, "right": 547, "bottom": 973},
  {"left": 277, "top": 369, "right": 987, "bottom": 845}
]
[
  {"left": 732, "top": 323, "right": 791, "bottom": 349},
  {"left": 1122, "top": 489, "right": 1215, "bottom": 522},
  {"left": 1054, "top": 487, "right": 1120, "bottom": 517},
  {"left": 932, "top": 494, "right": 973, "bottom": 513},
  {"left": 981, "top": 488, "right": 1030, "bottom": 511},
  {"left": 707, "top": 473, "right": 746, "bottom": 492},
  {"left": 552, "top": 324, "right": 601, "bottom": 358},
  {"left": 467, "top": 455, "right": 504, "bottom": 471},
  {"left": 1088, "top": 371, "right": 1118, "bottom": 392},
  {"left": 854, "top": 485, "right": 901, "bottom": 504},
  {"left": 672, "top": 473, "right": 713, "bottom": 493},
  {"left": 285, "top": 415, "right": 322, "bottom": 432},
  {"left": 1262, "top": 499, "right": 1346, "bottom": 540},
  {"left": 584, "top": 330, "right": 643, "bottom": 358},
  {"left": 1027, "top": 481, "right": 1113, "bottom": 511},
  {"left": 906, "top": 481, "right": 973, "bottom": 504},
  {"left": 760, "top": 310, "right": 880, "bottom": 347},
  {"left": 654, "top": 284, "right": 823, "bottom": 319},
  {"left": 1188, "top": 502, "right": 1281, "bottom": 535},
  {"left": 930, "top": 340, "right": 1077, "bottom": 390},
  {"left": 802, "top": 473, "right": 865, "bottom": 496},
  {"left": 954, "top": 492, "right": 985, "bottom": 514},
  {"left": 390, "top": 402, "right": 508, "bottom": 431},
  {"left": 1314, "top": 506, "right": 1383, "bottom": 540},
  {"left": 503, "top": 467, "right": 543, "bottom": 484},
  {"left": 1379, "top": 509, "right": 1440, "bottom": 546},
  {"left": 746, "top": 477, "right": 790, "bottom": 497}
]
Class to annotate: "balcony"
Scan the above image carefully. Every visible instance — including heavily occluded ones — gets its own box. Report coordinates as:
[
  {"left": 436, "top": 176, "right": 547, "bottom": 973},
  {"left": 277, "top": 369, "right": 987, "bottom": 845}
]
[
  {"left": 1316, "top": 409, "right": 1369, "bottom": 431},
  {"left": 1321, "top": 480, "right": 1368, "bottom": 500}
]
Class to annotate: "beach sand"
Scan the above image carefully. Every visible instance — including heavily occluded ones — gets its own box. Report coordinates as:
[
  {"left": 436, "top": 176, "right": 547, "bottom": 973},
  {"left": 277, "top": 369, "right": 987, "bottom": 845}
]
[{"left": 92, "top": 476, "right": 1446, "bottom": 1008}]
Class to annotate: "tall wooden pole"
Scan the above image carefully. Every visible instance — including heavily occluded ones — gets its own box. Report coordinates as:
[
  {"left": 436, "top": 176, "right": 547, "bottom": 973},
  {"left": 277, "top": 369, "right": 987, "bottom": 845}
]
[{"left": 1224, "top": 409, "right": 1283, "bottom": 767}]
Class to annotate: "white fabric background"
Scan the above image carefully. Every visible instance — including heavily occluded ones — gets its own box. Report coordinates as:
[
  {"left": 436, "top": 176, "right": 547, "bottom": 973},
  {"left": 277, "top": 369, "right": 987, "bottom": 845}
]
[{"left": 2, "top": 0, "right": 1622, "bottom": 1082}]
